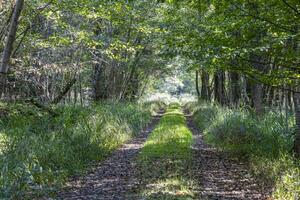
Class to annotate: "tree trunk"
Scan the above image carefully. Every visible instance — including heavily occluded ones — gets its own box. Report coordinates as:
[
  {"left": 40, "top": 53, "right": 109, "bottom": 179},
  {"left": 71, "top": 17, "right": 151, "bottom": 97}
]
[
  {"left": 229, "top": 71, "right": 240, "bottom": 105},
  {"left": 79, "top": 73, "right": 83, "bottom": 106},
  {"left": 195, "top": 70, "right": 200, "bottom": 99},
  {"left": 251, "top": 82, "right": 263, "bottom": 114},
  {"left": 93, "top": 63, "right": 108, "bottom": 101},
  {"left": 201, "top": 70, "right": 209, "bottom": 100},
  {"left": 214, "top": 72, "right": 219, "bottom": 103},
  {"left": 214, "top": 71, "right": 226, "bottom": 105},
  {"left": 219, "top": 71, "right": 226, "bottom": 105},
  {"left": 293, "top": 88, "right": 300, "bottom": 157},
  {"left": 246, "top": 1, "right": 265, "bottom": 114},
  {"left": 249, "top": 53, "right": 264, "bottom": 114},
  {"left": 0, "top": 0, "right": 24, "bottom": 97},
  {"left": 0, "top": 1, "right": 23, "bottom": 70},
  {"left": 266, "top": 86, "right": 274, "bottom": 106},
  {"left": 51, "top": 77, "right": 77, "bottom": 104},
  {"left": 292, "top": 24, "right": 299, "bottom": 157},
  {"left": 213, "top": 71, "right": 224, "bottom": 105}
]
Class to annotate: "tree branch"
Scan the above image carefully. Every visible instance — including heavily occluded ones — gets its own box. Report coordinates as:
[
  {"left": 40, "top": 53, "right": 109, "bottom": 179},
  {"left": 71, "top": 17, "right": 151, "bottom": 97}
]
[
  {"left": 26, "top": 98, "right": 59, "bottom": 116},
  {"left": 51, "top": 76, "right": 77, "bottom": 104},
  {"left": 232, "top": 2, "right": 297, "bottom": 33}
]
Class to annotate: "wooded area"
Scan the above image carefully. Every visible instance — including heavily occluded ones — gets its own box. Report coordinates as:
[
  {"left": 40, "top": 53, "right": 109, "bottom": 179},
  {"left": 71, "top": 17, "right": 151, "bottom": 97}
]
[{"left": 0, "top": 0, "right": 299, "bottom": 199}]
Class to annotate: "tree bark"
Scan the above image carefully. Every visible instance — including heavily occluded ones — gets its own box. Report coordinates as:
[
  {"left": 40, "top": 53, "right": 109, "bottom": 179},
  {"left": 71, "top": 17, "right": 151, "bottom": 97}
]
[
  {"left": 229, "top": 71, "right": 240, "bottom": 105},
  {"left": 214, "top": 71, "right": 226, "bottom": 105},
  {"left": 249, "top": 53, "right": 264, "bottom": 114},
  {"left": 213, "top": 71, "right": 223, "bottom": 104},
  {"left": 93, "top": 63, "right": 108, "bottom": 101},
  {"left": 251, "top": 82, "right": 263, "bottom": 114},
  {"left": 200, "top": 70, "right": 209, "bottom": 100},
  {"left": 219, "top": 71, "right": 226, "bottom": 105}
]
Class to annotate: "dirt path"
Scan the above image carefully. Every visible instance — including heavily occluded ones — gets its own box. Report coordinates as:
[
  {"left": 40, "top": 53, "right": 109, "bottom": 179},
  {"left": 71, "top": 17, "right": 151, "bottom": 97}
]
[
  {"left": 186, "top": 116, "right": 271, "bottom": 200},
  {"left": 53, "top": 115, "right": 161, "bottom": 200},
  {"left": 53, "top": 112, "right": 271, "bottom": 200}
]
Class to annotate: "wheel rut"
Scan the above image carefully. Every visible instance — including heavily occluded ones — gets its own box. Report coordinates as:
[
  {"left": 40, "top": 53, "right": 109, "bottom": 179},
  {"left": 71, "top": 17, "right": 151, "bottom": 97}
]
[
  {"left": 53, "top": 114, "right": 162, "bottom": 200},
  {"left": 186, "top": 116, "right": 272, "bottom": 200}
]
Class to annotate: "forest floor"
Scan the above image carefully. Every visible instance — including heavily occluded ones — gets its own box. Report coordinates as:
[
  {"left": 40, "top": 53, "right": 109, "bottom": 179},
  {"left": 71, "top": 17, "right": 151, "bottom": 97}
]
[{"left": 52, "top": 107, "right": 272, "bottom": 200}]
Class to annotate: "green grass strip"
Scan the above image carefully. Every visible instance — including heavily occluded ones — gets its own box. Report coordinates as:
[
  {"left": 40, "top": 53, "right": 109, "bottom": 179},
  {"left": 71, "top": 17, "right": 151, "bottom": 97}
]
[{"left": 136, "top": 103, "right": 197, "bottom": 200}]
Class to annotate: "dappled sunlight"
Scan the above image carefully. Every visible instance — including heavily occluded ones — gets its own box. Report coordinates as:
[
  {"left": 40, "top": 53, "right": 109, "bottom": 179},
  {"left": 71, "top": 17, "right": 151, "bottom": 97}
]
[
  {"left": 0, "top": 133, "right": 7, "bottom": 155},
  {"left": 0, "top": 0, "right": 299, "bottom": 198},
  {"left": 142, "top": 178, "right": 196, "bottom": 200}
]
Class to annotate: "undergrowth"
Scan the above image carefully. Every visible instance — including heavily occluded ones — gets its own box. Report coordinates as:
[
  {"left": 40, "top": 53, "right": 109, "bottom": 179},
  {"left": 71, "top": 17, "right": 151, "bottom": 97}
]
[
  {"left": 136, "top": 103, "right": 198, "bottom": 200},
  {"left": 187, "top": 101, "right": 300, "bottom": 200},
  {"left": 0, "top": 101, "right": 161, "bottom": 199}
]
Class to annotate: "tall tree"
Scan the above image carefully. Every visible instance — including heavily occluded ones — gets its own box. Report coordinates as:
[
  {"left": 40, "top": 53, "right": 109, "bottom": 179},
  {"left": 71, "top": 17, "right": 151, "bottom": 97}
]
[
  {"left": 0, "top": 0, "right": 24, "bottom": 97},
  {"left": 0, "top": 0, "right": 24, "bottom": 73}
]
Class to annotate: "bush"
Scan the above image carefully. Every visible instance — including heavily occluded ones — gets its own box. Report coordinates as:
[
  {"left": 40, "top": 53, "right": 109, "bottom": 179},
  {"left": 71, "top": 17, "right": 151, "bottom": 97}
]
[
  {"left": 190, "top": 102, "right": 300, "bottom": 199},
  {"left": 0, "top": 102, "right": 152, "bottom": 199}
]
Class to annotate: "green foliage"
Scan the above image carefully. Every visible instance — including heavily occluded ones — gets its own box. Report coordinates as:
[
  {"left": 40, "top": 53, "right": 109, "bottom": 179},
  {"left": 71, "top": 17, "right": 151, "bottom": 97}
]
[
  {"left": 137, "top": 104, "right": 197, "bottom": 199},
  {"left": 0, "top": 102, "right": 153, "bottom": 199},
  {"left": 162, "top": 0, "right": 300, "bottom": 87},
  {"left": 189, "top": 102, "right": 300, "bottom": 199}
]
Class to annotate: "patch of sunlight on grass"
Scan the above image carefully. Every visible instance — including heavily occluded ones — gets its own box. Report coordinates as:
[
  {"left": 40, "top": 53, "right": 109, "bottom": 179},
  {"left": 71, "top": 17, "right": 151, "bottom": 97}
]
[
  {"left": 137, "top": 104, "right": 199, "bottom": 199},
  {"left": 0, "top": 133, "right": 7, "bottom": 154},
  {"left": 142, "top": 178, "right": 196, "bottom": 200}
]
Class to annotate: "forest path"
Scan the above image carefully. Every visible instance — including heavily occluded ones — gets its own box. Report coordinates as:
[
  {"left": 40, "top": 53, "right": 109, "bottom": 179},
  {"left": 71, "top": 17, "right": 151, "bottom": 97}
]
[
  {"left": 186, "top": 116, "right": 272, "bottom": 200},
  {"left": 53, "top": 110, "right": 271, "bottom": 200},
  {"left": 54, "top": 114, "right": 162, "bottom": 200}
]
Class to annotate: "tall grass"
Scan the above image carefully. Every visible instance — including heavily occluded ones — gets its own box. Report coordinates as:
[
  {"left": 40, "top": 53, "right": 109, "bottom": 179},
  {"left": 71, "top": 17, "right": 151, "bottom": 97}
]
[
  {"left": 0, "top": 101, "right": 158, "bottom": 199},
  {"left": 187, "top": 102, "right": 300, "bottom": 199},
  {"left": 141, "top": 100, "right": 166, "bottom": 115}
]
